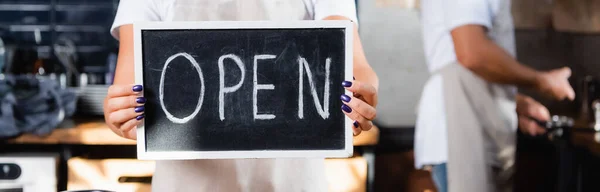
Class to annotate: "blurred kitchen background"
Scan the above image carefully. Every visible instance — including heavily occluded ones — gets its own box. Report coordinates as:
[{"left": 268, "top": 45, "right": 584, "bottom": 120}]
[{"left": 0, "top": 0, "right": 599, "bottom": 192}]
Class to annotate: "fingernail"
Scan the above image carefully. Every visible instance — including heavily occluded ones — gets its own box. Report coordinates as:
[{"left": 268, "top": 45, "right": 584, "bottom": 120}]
[
  {"left": 132, "top": 85, "right": 143, "bottom": 92},
  {"left": 136, "top": 114, "right": 145, "bottom": 121},
  {"left": 342, "top": 104, "right": 352, "bottom": 113},
  {"left": 353, "top": 121, "right": 359, "bottom": 128},
  {"left": 340, "top": 94, "right": 351, "bottom": 102},
  {"left": 135, "top": 106, "right": 145, "bottom": 113},
  {"left": 342, "top": 81, "right": 352, "bottom": 87},
  {"left": 136, "top": 97, "right": 146, "bottom": 104}
]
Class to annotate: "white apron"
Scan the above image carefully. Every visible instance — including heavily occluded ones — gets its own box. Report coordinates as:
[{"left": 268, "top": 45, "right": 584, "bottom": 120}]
[
  {"left": 444, "top": 1, "right": 518, "bottom": 192},
  {"left": 442, "top": 62, "right": 517, "bottom": 192},
  {"left": 151, "top": 1, "right": 328, "bottom": 192}
]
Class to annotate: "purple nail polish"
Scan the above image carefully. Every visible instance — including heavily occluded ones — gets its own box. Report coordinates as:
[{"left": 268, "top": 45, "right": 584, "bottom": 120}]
[
  {"left": 341, "top": 104, "right": 352, "bottom": 113},
  {"left": 136, "top": 97, "right": 146, "bottom": 104},
  {"left": 134, "top": 106, "right": 145, "bottom": 113},
  {"left": 132, "top": 85, "right": 143, "bottom": 92},
  {"left": 136, "top": 114, "right": 145, "bottom": 121},
  {"left": 340, "top": 94, "right": 351, "bottom": 102},
  {"left": 353, "top": 121, "right": 359, "bottom": 128},
  {"left": 342, "top": 81, "right": 352, "bottom": 87}
]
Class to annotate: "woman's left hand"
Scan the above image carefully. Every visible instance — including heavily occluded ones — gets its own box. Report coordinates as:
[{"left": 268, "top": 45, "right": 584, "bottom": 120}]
[{"left": 340, "top": 80, "right": 378, "bottom": 136}]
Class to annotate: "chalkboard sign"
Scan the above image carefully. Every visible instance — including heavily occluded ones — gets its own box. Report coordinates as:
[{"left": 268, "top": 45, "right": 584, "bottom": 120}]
[{"left": 133, "top": 21, "right": 354, "bottom": 160}]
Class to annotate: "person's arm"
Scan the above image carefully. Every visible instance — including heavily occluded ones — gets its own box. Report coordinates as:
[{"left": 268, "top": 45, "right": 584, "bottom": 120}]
[
  {"left": 452, "top": 25, "right": 573, "bottom": 99},
  {"left": 443, "top": 0, "right": 574, "bottom": 101},
  {"left": 103, "top": 0, "right": 161, "bottom": 140},
  {"left": 313, "top": 0, "right": 379, "bottom": 135},
  {"left": 113, "top": 25, "right": 135, "bottom": 86},
  {"left": 312, "top": 0, "right": 378, "bottom": 90},
  {"left": 452, "top": 25, "right": 538, "bottom": 87},
  {"left": 323, "top": 15, "right": 379, "bottom": 92},
  {"left": 103, "top": 25, "right": 140, "bottom": 139}
]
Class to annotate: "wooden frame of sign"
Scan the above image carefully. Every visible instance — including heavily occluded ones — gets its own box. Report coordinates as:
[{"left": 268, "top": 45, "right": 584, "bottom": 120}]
[{"left": 133, "top": 21, "right": 354, "bottom": 160}]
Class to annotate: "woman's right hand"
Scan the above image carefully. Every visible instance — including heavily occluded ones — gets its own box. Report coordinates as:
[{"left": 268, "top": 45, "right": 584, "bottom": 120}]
[{"left": 104, "top": 84, "right": 146, "bottom": 140}]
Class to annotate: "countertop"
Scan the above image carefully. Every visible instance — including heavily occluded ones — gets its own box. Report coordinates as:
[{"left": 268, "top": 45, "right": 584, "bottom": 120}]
[
  {"left": 6, "top": 117, "right": 380, "bottom": 146},
  {"left": 568, "top": 128, "right": 600, "bottom": 157}
]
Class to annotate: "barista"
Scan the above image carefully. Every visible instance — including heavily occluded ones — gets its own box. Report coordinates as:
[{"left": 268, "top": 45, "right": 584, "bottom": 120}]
[
  {"left": 415, "top": 0, "right": 575, "bottom": 191},
  {"left": 103, "top": 0, "right": 378, "bottom": 191}
]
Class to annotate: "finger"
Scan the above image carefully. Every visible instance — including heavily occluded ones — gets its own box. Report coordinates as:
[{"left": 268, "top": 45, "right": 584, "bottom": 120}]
[
  {"left": 108, "top": 84, "right": 143, "bottom": 98},
  {"left": 342, "top": 80, "right": 377, "bottom": 106},
  {"left": 558, "top": 67, "right": 575, "bottom": 100},
  {"left": 517, "top": 95, "right": 551, "bottom": 122},
  {"left": 121, "top": 117, "right": 143, "bottom": 135},
  {"left": 518, "top": 117, "right": 536, "bottom": 135},
  {"left": 564, "top": 85, "right": 575, "bottom": 101},
  {"left": 341, "top": 104, "right": 371, "bottom": 132},
  {"left": 535, "top": 126, "right": 547, "bottom": 135},
  {"left": 121, "top": 121, "right": 139, "bottom": 140},
  {"left": 519, "top": 117, "right": 546, "bottom": 136},
  {"left": 526, "top": 101, "right": 551, "bottom": 122},
  {"left": 353, "top": 121, "right": 374, "bottom": 134},
  {"left": 352, "top": 121, "right": 362, "bottom": 136},
  {"left": 358, "top": 120, "right": 374, "bottom": 131},
  {"left": 108, "top": 106, "right": 145, "bottom": 126},
  {"left": 558, "top": 67, "right": 571, "bottom": 78},
  {"left": 341, "top": 94, "right": 377, "bottom": 120},
  {"left": 107, "top": 95, "right": 146, "bottom": 112},
  {"left": 515, "top": 94, "right": 532, "bottom": 115},
  {"left": 125, "top": 128, "right": 137, "bottom": 140}
]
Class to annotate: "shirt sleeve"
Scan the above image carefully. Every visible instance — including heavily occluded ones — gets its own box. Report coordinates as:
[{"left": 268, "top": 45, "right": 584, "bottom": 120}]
[
  {"left": 110, "top": 0, "right": 162, "bottom": 40},
  {"left": 442, "top": 0, "right": 493, "bottom": 31},
  {"left": 312, "top": 0, "right": 359, "bottom": 25}
]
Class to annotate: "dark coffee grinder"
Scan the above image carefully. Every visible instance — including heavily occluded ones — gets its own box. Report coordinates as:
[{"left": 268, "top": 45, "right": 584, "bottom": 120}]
[{"left": 580, "top": 76, "right": 600, "bottom": 131}]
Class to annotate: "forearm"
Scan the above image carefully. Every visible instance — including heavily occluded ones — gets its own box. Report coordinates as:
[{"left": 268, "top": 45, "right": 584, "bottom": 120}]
[
  {"left": 322, "top": 15, "right": 379, "bottom": 91},
  {"left": 452, "top": 25, "right": 540, "bottom": 89},
  {"left": 104, "top": 25, "right": 136, "bottom": 132},
  {"left": 112, "top": 25, "right": 136, "bottom": 86},
  {"left": 466, "top": 40, "right": 539, "bottom": 88}
]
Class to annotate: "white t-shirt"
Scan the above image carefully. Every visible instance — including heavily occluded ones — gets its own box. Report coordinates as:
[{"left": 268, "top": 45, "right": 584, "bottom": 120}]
[
  {"left": 110, "top": 0, "right": 358, "bottom": 39},
  {"left": 414, "top": 0, "right": 517, "bottom": 169},
  {"left": 110, "top": 0, "right": 357, "bottom": 191}
]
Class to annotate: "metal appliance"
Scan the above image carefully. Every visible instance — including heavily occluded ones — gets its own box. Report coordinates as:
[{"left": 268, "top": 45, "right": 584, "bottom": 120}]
[
  {"left": 580, "top": 76, "right": 600, "bottom": 131},
  {"left": 0, "top": 154, "right": 58, "bottom": 192}
]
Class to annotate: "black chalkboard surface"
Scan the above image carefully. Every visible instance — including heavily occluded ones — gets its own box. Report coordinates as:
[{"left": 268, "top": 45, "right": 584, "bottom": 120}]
[{"left": 133, "top": 21, "right": 354, "bottom": 160}]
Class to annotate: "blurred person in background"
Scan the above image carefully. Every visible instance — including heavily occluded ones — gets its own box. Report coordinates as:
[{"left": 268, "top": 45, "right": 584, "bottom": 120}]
[
  {"left": 414, "top": 0, "right": 575, "bottom": 192},
  {"left": 102, "top": 0, "right": 379, "bottom": 191}
]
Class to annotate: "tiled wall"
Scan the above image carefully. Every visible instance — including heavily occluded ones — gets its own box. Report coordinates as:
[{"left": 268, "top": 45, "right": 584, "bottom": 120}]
[{"left": 0, "top": 0, "right": 118, "bottom": 75}]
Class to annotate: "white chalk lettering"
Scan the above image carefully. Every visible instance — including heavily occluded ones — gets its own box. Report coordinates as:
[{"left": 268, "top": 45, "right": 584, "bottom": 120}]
[
  {"left": 159, "top": 52, "right": 205, "bottom": 124},
  {"left": 218, "top": 54, "right": 246, "bottom": 121},
  {"left": 253, "top": 54, "right": 276, "bottom": 120},
  {"left": 297, "top": 56, "right": 330, "bottom": 119}
]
